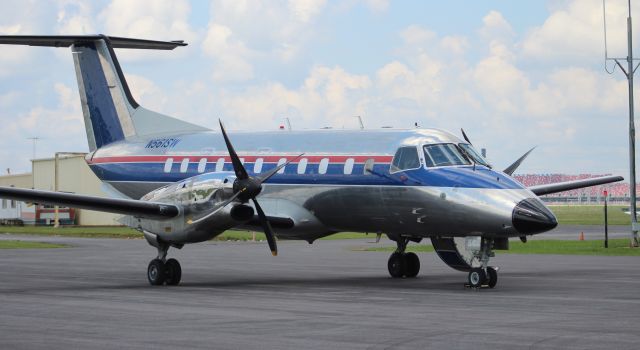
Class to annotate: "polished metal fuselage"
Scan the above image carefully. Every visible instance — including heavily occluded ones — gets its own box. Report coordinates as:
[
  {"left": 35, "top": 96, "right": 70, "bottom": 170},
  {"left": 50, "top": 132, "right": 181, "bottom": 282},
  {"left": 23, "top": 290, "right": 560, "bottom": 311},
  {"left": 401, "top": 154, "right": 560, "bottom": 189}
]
[{"left": 88, "top": 128, "right": 542, "bottom": 243}]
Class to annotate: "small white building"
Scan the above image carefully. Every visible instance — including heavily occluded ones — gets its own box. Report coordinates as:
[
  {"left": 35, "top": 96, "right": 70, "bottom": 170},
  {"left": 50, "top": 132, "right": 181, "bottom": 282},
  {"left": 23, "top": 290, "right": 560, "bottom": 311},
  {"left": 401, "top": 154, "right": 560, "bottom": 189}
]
[{"left": 0, "top": 154, "right": 121, "bottom": 226}]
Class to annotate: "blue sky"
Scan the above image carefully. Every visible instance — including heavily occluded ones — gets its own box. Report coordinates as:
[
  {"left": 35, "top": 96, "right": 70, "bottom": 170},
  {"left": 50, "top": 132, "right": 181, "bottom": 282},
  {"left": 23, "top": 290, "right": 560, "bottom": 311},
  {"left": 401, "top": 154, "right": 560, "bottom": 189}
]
[{"left": 0, "top": 0, "right": 638, "bottom": 176}]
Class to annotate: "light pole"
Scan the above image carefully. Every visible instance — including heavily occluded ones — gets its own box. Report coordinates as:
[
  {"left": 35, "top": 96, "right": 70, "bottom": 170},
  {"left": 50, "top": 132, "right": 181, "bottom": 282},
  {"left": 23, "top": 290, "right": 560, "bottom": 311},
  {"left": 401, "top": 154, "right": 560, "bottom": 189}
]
[
  {"left": 604, "top": 0, "right": 639, "bottom": 246},
  {"left": 53, "top": 152, "right": 87, "bottom": 228}
]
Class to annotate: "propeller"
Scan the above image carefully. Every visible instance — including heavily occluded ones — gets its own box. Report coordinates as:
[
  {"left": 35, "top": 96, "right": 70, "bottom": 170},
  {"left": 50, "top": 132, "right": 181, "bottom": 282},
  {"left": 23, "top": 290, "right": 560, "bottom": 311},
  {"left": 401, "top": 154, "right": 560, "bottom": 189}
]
[
  {"left": 503, "top": 147, "right": 536, "bottom": 176},
  {"left": 218, "top": 120, "right": 302, "bottom": 256}
]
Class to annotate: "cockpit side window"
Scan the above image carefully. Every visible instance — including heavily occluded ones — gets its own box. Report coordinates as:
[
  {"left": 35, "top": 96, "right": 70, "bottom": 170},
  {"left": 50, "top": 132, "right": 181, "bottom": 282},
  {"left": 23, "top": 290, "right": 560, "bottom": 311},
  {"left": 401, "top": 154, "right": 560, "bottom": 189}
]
[
  {"left": 390, "top": 147, "right": 421, "bottom": 173},
  {"left": 423, "top": 143, "right": 470, "bottom": 167},
  {"left": 458, "top": 143, "right": 491, "bottom": 167}
]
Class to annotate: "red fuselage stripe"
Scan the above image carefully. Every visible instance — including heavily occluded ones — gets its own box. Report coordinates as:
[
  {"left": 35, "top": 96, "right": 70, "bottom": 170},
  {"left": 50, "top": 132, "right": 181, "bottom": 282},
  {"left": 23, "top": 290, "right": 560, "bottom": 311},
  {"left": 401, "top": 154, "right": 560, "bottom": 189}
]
[{"left": 88, "top": 155, "right": 394, "bottom": 164}]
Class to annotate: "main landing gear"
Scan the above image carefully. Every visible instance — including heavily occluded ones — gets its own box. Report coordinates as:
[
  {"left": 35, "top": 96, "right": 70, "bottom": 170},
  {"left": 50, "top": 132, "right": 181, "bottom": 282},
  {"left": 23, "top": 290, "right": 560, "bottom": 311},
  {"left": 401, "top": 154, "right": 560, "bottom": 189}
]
[
  {"left": 147, "top": 243, "right": 182, "bottom": 286},
  {"left": 387, "top": 236, "right": 421, "bottom": 278}
]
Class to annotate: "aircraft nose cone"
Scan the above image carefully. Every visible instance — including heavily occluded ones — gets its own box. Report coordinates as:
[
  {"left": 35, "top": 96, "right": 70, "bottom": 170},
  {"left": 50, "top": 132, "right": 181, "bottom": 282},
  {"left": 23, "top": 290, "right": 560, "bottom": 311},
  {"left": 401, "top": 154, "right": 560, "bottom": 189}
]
[{"left": 512, "top": 198, "right": 558, "bottom": 235}]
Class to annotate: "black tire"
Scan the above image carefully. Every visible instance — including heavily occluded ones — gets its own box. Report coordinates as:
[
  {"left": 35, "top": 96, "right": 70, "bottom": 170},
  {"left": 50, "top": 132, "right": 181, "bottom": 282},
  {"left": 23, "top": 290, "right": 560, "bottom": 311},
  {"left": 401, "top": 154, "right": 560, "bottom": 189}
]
[
  {"left": 403, "top": 252, "right": 420, "bottom": 278},
  {"left": 468, "top": 268, "right": 486, "bottom": 288},
  {"left": 165, "top": 258, "right": 182, "bottom": 286},
  {"left": 147, "top": 259, "right": 166, "bottom": 286},
  {"left": 486, "top": 266, "right": 498, "bottom": 289},
  {"left": 387, "top": 252, "right": 405, "bottom": 278}
]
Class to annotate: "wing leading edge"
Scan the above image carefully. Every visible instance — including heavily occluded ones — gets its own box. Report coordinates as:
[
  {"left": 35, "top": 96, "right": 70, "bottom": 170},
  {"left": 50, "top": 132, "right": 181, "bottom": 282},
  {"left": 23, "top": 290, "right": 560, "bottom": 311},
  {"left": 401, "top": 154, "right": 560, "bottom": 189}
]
[
  {"left": 0, "top": 186, "right": 179, "bottom": 220},
  {"left": 528, "top": 175, "right": 624, "bottom": 196}
]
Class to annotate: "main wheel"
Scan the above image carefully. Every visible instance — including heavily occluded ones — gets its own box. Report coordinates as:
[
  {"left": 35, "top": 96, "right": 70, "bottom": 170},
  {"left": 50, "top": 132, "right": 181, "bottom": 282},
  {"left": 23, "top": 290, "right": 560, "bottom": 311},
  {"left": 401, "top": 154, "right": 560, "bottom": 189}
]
[
  {"left": 147, "top": 259, "right": 166, "bottom": 286},
  {"left": 468, "top": 268, "right": 486, "bottom": 288},
  {"left": 403, "top": 252, "right": 420, "bottom": 278},
  {"left": 486, "top": 266, "right": 498, "bottom": 288},
  {"left": 164, "top": 258, "right": 182, "bottom": 286},
  {"left": 387, "top": 252, "right": 405, "bottom": 278}
]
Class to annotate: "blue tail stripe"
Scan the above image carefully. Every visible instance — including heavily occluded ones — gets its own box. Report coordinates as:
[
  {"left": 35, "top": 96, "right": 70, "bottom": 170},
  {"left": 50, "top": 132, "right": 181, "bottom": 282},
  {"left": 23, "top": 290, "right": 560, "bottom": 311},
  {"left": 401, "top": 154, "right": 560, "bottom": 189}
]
[{"left": 76, "top": 43, "right": 124, "bottom": 148}]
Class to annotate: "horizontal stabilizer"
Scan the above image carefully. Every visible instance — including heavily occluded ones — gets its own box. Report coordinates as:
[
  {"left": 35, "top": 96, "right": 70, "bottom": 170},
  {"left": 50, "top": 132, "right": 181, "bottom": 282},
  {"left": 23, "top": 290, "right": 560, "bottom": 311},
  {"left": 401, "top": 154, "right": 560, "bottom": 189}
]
[
  {"left": 0, "top": 186, "right": 179, "bottom": 220},
  {"left": 529, "top": 175, "right": 624, "bottom": 196},
  {"left": 0, "top": 35, "right": 187, "bottom": 50}
]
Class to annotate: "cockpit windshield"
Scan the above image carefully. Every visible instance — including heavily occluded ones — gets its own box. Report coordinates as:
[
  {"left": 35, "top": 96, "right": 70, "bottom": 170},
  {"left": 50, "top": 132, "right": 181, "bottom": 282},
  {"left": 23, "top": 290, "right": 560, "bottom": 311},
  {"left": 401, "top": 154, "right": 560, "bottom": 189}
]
[
  {"left": 423, "top": 143, "right": 471, "bottom": 167},
  {"left": 458, "top": 143, "right": 491, "bottom": 167}
]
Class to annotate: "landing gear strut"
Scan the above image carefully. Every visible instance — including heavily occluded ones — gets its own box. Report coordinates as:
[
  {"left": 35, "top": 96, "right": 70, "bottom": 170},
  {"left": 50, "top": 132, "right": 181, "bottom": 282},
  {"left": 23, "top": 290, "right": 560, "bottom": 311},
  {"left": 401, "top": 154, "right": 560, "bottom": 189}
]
[
  {"left": 387, "top": 236, "right": 420, "bottom": 278},
  {"left": 147, "top": 243, "right": 182, "bottom": 286},
  {"left": 466, "top": 238, "right": 498, "bottom": 288}
]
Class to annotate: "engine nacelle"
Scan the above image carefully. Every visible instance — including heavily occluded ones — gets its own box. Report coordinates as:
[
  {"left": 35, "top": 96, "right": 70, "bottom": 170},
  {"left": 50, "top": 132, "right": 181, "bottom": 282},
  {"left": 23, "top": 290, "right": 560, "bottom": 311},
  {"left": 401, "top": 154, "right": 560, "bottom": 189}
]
[{"left": 230, "top": 204, "right": 254, "bottom": 222}]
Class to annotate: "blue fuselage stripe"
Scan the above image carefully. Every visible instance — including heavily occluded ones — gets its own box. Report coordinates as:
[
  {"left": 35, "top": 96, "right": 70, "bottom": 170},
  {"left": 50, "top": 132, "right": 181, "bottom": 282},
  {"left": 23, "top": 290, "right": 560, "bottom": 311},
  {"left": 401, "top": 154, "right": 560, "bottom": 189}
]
[{"left": 89, "top": 161, "right": 524, "bottom": 189}]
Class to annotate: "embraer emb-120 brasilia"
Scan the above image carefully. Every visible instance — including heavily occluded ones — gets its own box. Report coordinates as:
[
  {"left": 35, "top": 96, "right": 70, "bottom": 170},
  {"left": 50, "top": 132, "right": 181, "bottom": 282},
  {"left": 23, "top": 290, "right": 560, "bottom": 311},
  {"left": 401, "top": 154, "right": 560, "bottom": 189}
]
[{"left": 0, "top": 35, "right": 623, "bottom": 288}]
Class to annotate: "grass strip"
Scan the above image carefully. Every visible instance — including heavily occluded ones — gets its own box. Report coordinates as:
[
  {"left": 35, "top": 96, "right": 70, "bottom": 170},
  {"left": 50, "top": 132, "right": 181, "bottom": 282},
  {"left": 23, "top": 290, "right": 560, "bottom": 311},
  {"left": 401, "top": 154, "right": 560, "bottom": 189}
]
[
  {"left": 0, "top": 226, "right": 369, "bottom": 241},
  {"left": 550, "top": 205, "right": 629, "bottom": 225},
  {"left": 0, "top": 240, "right": 69, "bottom": 249}
]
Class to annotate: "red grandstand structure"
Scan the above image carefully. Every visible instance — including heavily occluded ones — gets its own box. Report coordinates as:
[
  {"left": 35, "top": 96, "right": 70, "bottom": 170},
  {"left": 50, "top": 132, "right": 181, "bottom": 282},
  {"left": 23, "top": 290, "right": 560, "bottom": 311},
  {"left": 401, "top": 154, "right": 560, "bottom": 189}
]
[{"left": 514, "top": 174, "right": 634, "bottom": 203}]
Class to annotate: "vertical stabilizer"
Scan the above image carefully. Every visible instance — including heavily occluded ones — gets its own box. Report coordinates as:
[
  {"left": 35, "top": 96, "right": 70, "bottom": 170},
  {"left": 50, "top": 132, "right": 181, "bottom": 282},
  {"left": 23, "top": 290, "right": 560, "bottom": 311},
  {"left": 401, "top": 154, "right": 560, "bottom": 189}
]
[{"left": 0, "top": 35, "right": 209, "bottom": 151}]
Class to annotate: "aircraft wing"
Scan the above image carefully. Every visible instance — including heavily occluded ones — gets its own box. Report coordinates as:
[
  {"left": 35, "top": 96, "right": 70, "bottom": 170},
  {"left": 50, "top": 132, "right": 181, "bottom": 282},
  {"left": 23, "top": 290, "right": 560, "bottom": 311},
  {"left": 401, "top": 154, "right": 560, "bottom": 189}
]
[
  {"left": 528, "top": 175, "right": 624, "bottom": 196},
  {"left": 0, "top": 186, "right": 179, "bottom": 220}
]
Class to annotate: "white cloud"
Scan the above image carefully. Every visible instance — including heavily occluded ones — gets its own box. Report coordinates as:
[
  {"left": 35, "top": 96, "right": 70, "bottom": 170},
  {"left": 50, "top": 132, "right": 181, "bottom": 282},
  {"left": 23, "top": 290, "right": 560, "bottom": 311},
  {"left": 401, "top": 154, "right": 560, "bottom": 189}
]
[
  {"left": 478, "top": 10, "right": 514, "bottom": 44},
  {"left": 521, "top": 0, "right": 636, "bottom": 63},
  {"left": 201, "top": 23, "right": 255, "bottom": 82}
]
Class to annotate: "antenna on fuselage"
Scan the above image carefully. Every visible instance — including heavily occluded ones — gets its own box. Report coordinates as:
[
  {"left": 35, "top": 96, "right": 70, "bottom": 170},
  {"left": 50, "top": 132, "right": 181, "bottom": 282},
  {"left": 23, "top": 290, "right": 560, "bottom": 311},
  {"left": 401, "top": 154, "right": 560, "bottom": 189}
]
[
  {"left": 354, "top": 116, "right": 364, "bottom": 130},
  {"left": 284, "top": 117, "right": 292, "bottom": 131}
]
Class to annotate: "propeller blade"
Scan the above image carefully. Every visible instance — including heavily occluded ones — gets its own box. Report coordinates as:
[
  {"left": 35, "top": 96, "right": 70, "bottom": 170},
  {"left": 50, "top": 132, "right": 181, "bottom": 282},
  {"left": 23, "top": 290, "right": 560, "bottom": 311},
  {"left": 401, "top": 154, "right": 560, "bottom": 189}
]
[
  {"left": 461, "top": 128, "right": 472, "bottom": 145},
  {"left": 252, "top": 198, "right": 277, "bottom": 256},
  {"left": 256, "top": 153, "right": 304, "bottom": 184},
  {"left": 503, "top": 146, "right": 536, "bottom": 176},
  {"left": 219, "top": 120, "right": 249, "bottom": 180},
  {"left": 187, "top": 189, "right": 245, "bottom": 225}
]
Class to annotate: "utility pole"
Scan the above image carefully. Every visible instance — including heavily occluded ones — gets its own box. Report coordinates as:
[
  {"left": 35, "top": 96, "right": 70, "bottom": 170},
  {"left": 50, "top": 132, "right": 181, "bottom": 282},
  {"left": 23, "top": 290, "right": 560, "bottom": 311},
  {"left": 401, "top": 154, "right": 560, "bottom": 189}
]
[
  {"left": 53, "top": 152, "right": 87, "bottom": 228},
  {"left": 604, "top": 0, "right": 639, "bottom": 246},
  {"left": 27, "top": 137, "right": 40, "bottom": 161}
]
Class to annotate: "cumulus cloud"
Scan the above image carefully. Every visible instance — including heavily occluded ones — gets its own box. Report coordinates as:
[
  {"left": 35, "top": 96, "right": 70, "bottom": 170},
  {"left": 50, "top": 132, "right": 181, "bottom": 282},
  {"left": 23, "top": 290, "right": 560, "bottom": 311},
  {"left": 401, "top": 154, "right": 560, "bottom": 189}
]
[{"left": 521, "top": 0, "right": 637, "bottom": 63}]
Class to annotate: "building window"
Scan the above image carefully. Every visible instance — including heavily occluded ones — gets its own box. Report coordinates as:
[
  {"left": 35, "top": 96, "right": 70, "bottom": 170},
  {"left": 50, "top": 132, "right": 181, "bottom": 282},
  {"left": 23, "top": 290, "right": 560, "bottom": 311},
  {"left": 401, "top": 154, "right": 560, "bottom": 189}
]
[
  {"left": 344, "top": 158, "right": 354, "bottom": 174},
  {"left": 1, "top": 199, "right": 6, "bottom": 209},
  {"left": 10, "top": 200, "right": 15, "bottom": 208},
  {"left": 197, "top": 158, "right": 207, "bottom": 173},
  {"left": 254, "top": 158, "right": 263, "bottom": 173},
  {"left": 277, "top": 158, "right": 287, "bottom": 174},
  {"left": 180, "top": 158, "right": 189, "bottom": 173},
  {"left": 319, "top": 158, "right": 329, "bottom": 174},
  {"left": 297, "top": 158, "right": 308, "bottom": 174},
  {"left": 364, "top": 158, "right": 375, "bottom": 175},
  {"left": 216, "top": 158, "right": 225, "bottom": 172},
  {"left": 164, "top": 158, "right": 173, "bottom": 173}
]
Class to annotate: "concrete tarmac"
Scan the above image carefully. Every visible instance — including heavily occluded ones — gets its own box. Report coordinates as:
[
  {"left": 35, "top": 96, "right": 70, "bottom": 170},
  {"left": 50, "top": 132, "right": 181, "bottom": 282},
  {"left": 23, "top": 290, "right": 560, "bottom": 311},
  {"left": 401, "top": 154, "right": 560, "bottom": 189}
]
[{"left": 1, "top": 232, "right": 639, "bottom": 350}]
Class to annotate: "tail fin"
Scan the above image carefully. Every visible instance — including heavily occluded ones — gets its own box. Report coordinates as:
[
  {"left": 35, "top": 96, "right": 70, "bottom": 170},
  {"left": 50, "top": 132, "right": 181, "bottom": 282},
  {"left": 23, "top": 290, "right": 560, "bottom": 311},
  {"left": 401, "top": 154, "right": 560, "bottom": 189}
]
[{"left": 0, "top": 35, "right": 208, "bottom": 151}]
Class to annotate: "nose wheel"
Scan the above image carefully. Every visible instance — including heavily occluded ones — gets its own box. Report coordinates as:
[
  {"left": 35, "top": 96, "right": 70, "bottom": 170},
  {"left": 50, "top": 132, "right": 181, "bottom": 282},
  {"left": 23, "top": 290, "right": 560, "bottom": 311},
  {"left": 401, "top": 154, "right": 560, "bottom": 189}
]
[{"left": 467, "top": 266, "right": 498, "bottom": 288}]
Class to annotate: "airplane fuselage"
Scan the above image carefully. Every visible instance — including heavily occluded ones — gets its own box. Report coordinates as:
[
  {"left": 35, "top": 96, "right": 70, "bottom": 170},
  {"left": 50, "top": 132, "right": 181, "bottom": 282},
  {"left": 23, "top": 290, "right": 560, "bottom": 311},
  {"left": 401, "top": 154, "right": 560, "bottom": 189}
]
[{"left": 87, "top": 128, "right": 544, "bottom": 243}]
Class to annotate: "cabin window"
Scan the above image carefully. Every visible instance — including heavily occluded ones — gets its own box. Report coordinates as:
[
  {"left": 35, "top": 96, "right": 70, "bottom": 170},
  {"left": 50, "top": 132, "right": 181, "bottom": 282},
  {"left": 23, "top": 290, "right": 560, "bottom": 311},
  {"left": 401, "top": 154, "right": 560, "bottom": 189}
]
[
  {"left": 197, "top": 158, "right": 207, "bottom": 173},
  {"left": 344, "top": 158, "right": 355, "bottom": 174},
  {"left": 215, "top": 158, "right": 225, "bottom": 172},
  {"left": 297, "top": 158, "right": 308, "bottom": 174},
  {"left": 423, "top": 143, "right": 470, "bottom": 168},
  {"left": 164, "top": 158, "right": 173, "bottom": 173},
  {"left": 319, "top": 158, "right": 329, "bottom": 174},
  {"left": 2, "top": 199, "right": 6, "bottom": 209},
  {"left": 10, "top": 200, "right": 15, "bottom": 208},
  {"left": 390, "top": 147, "right": 420, "bottom": 173},
  {"left": 180, "top": 158, "right": 189, "bottom": 173},
  {"left": 364, "top": 158, "right": 375, "bottom": 175},
  {"left": 277, "top": 158, "right": 287, "bottom": 174},
  {"left": 254, "top": 158, "right": 264, "bottom": 173}
]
